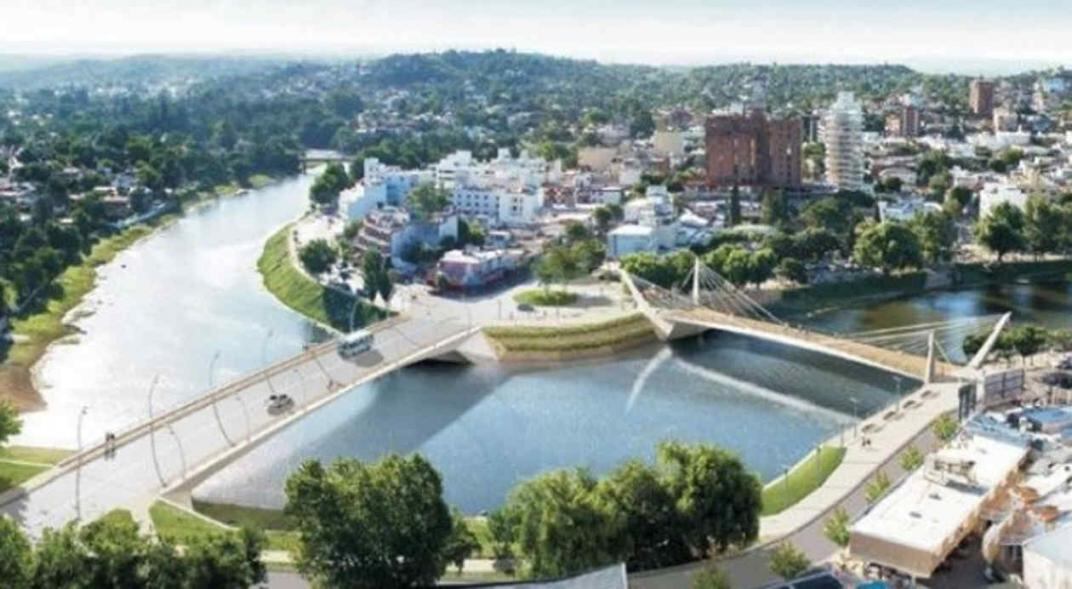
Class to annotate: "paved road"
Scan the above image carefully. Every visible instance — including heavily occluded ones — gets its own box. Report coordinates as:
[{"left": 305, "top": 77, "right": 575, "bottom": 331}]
[{"left": 0, "top": 316, "right": 475, "bottom": 537}]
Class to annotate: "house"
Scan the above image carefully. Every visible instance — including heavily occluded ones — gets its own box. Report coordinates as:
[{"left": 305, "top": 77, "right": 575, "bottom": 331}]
[
  {"left": 351, "top": 206, "right": 458, "bottom": 267},
  {"left": 436, "top": 248, "right": 520, "bottom": 289},
  {"left": 878, "top": 198, "right": 942, "bottom": 223},
  {"left": 607, "top": 225, "right": 655, "bottom": 259}
]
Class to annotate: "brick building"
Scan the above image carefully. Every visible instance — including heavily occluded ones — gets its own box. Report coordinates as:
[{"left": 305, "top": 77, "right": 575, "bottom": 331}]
[
  {"left": 970, "top": 79, "right": 996, "bottom": 117},
  {"left": 704, "top": 109, "right": 802, "bottom": 189}
]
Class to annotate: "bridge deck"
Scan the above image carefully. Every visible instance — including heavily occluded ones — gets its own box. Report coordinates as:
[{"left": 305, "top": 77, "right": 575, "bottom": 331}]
[{"left": 665, "top": 308, "right": 956, "bottom": 381}]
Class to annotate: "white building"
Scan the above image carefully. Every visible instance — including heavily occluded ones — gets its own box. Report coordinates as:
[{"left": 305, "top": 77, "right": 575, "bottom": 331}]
[
  {"left": 979, "top": 181, "right": 1029, "bottom": 218},
  {"left": 436, "top": 248, "right": 520, "bottom": 289},
  {"left": 652, "top": 129, "right": 685, "bottom": 158},
  {"left": 607, "top": 225, "right": 656, "bottom": 259},
  {"left": 434, "top": 149, "right": 554, "bottom": 226},
  {"left": 822, "top": 92, "right": 866, "bottom": 192},
  {"left": 344, "top": 158, "right": 432, "bottom": 220},
  {"left": 451, "top": 185, "right": 544, "bottom": 226},
  {"left": 878, "top": 198, "right": 942, "bottom": 223}
]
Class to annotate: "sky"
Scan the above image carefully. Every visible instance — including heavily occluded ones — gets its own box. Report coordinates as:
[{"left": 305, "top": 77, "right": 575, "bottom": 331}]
[{"left": 1, "top": 0, "right": 1070, "bottom": 73}]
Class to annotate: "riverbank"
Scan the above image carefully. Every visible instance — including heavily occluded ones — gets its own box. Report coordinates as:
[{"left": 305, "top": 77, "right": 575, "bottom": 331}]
[
  {"left": 256, "top": 224, "right": 384, "bottom": 333},
  {"left": 482, "top": 313, "right": 657, "bottom": 362},
  {"left": 773, "top": 258, "right": 1072, "bottom": 318},
  {"left": 0, "top": 225, "right": 157, "bottom": 409}
]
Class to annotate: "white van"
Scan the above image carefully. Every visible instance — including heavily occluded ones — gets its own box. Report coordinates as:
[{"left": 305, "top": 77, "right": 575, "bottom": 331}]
[{"left": 338, "top": 329, "right": 374, "bottom": 358}]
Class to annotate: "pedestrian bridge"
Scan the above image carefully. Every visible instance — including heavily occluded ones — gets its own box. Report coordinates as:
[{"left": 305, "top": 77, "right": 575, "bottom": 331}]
[{"left": 620, "top": 260, "right": 1010, "bottom": 384}]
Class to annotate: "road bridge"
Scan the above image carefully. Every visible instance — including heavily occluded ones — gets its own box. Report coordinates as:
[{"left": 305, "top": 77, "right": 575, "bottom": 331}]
[{"left": 0, "top": 315, "right": 484, "bottom": 537}]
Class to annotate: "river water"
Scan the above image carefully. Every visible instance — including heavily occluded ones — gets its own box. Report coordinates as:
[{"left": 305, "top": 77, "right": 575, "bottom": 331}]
[{"left": 17, "top": 174, "right": 1072, "bottom": 512}]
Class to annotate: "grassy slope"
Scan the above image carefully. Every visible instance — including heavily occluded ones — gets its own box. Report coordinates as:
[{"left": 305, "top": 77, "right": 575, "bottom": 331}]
[
  {"left": 483, "top": 313, "right": 655, "bottom": 353},
  {"left": 0, "top": 446, "right": 73, "bottom": 493},
  {"left": 257, "top": 225, "right": 382, "bottom": 332},
  {"left": 150, "top": 501, "right": 229, "bottom": 544},
  {"left": 761, "top": 446, "right": 846, "bottom": 516}
]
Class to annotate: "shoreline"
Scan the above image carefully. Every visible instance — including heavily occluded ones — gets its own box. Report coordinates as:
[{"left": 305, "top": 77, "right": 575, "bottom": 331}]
[{"left": 2, "top": 177, "right": 280, "bottom": 412}]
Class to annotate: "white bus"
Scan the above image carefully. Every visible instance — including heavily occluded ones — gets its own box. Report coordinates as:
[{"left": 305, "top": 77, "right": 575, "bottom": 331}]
[{"left": 338, "top": 329, "right": 374, "bottom": 358}]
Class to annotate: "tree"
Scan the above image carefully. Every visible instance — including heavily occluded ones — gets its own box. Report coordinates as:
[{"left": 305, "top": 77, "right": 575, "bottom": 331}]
[
  {"left": 692, "top": 563, "right": 732, "bottom": 589},
  {"left": 0, "top": 516, "right": 33, "bottom": 589},
  {"left": 298, "top": 239, "right": 338, "bottom": 275},
  {"left": 360, "top": 249, "right": 392, "bottom": 303},
  {"left": 0, "top": 400, "right": 22, "bottom": 447},
  {"left": 909, "top": 211, "right": 956, "bottom": 265},
  {"left": 727, "top": 184, "right": 742, "bottom": 227},
  {"left": 593, "top": 206, "right": 613, "bottom": 234},
  {"left": 497, "top": 469, "right": 624, "bottom": 578},
  {"left": 1024, "top": 196, "right": 1064, "bottom": 258},
  {"left": 183, "top": 527, "right": 266, "bottom": 589},
  {"left": 775, "top": 258, "right": 808, "bottom": 285},
  {"left": 309, "top": 163, "right": 350, "bottom": 209},
  {"left": 656, "top": 441, "right": 762, "bottom": 556},
  {"left": 536, "top": 245, "right": 582, "bottom": 290},
  {"left": 760, "top": 189, "right": 788, "bottom": 226},
  {"left": 564, "top": 221, "right": 590, "bottom": 244},
  {"left": 933, "top": 414, "right": 959, "bottom": 443},
  {"left": 865, "top": 470, "right": 892, "bottom": 504},
  {"left": 853, "top": 221, "right": 923, "bottom": 274},
  {"left": 899, "top": 446, "right": 924, "bottom": 472},
  {"left": 823, "top": 507, "right": 850, "bottom": 549},
  {"left": 595, "top": 460, "right": 690, "bottom": 570},
  {"left": 947, "top": 186, "right": 973, "bottom": 211},
  {"left": 974, "top": 202, "right": 1026, "bottom": 262},
  {"left": 285, "top": 455, "right": 454, "bottom": 589},
  {"left": 406, "top": 183, "right": 450, "bottom": 220},
  {"left": 801, "top": 197, "right": 857, "bottom": 240},
  {"left": 769, "top": 542, "right": 810, "bottom": 580},
  {"left": 442, "top": 510, "right": 479, "bottom": 573}
]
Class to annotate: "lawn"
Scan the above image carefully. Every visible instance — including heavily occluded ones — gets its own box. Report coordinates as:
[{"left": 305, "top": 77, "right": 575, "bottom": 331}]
[
  {"left": 761, "top": 446, "right": 846, "bottom": 516},
  {"left": 0, "top": 446, "right": 74, "bottom": 493},
  {"left": 154, "top": 500, "right": 300, "bottom": 552},
  {"left": 150, "top": 501, "right": 230, "bottom": 544},
  {"left": 513, "top": 289, "right": 578, "bottom": 307},
  {"left": 484, "top": 313, "right": 656, "bottom": 353},
  {"left": 257, "top": 225, "right": 384, "bottom": 332}
]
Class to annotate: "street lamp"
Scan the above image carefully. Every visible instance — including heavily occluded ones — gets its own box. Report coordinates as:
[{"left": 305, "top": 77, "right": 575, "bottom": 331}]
[
  {"left": 849, "top": 396, "right": 860, "bottom": 439},
  {"left": 146, "top": 375, "right": 166, "bottom": 486},
  {"left": 75, "top": 405, "right": 89, "bottom": 522},
  {"left": 208, "top": 350, "right": 234, "bottom": 446},
  {"left": 262, "top": 329, "right": 279, "bottom": 396}
]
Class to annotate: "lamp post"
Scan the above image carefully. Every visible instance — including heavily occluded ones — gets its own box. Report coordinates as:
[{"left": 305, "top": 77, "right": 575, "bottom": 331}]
[
  {"left": 849, "top": 396, "right": 859, "bottom": 439},
  {"left": 75, "top": 405, "right": 89, "bottom": 522},
  {"left": 147, "top": 375, "right": 166, "bottom": 486},
  {"left": 208, "top": 350, "right": 234, "bottom": 446},
  {"left": 262, "top": 329, "right": 279, "bottom": 396}
]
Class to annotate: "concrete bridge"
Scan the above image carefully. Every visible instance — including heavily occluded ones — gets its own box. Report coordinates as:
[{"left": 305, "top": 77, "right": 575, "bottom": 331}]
[
  {"left": 0, "top": 315, "right": 487, "bottom": 536},
  {"left": 620, "top": 259, "right": 1009, "bottom": 384}
]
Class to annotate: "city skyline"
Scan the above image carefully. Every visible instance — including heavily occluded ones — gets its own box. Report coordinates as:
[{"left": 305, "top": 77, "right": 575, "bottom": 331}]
[{"left": 1, "top": 0, "right": 1070, "bottom": 74}]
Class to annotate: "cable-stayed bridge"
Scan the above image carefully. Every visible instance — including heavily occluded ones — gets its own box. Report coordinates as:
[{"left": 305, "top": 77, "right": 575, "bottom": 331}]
[{"left": 620, "top": 258, "right": 1011, "bottom": 383}]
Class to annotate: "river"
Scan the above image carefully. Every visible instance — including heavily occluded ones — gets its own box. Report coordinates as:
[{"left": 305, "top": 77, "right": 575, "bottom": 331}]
[{"left": 17, "top": 174, "right": 1072, "bottom": 512}]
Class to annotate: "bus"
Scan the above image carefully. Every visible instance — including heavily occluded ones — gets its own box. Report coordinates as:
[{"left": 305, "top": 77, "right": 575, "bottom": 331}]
[{"left": 338, "top": 329, "right": 374, "bottom": 358}]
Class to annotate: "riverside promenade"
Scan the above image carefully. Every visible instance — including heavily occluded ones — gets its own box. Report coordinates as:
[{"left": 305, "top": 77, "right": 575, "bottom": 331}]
[{"left": 631, "top": 380, "right": 961, "bottom": 589}]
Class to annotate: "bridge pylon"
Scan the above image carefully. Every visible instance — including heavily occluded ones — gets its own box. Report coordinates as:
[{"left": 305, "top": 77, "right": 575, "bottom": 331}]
[
  {"left": 924, "top": 330, "right": 936, "bottom": 384},
  {"left": 692, "top": 256, "right": 701, "bottom": 306}
]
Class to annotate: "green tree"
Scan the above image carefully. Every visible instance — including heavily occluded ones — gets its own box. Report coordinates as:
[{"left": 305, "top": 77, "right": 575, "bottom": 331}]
[
  {"left": 593, "top": 206, "right": 613, "bottom": 234},
  {"left": 933, "top": 414, "right": 959, "bottom": 443},
  {"left": 760, "top": 189, "right": 788, "bottom": 226},
  {"left": 692, "top": 563, "right": 732, "bottom": 589},
  {"left": 497, "top": 469, "right": 624, "bottom": 578},
  {"left": 657, "top": 441, "right": 762, "bottom": 555},
  {"left": 865, "top": 470, "right": 892, "bottom": 504},
  {"left": 823, "top": 507, "right": 851, "bottom": 549},
  {"left": 537, "top": 245, "right": 582, "bottom": 290},
  {"left": 309, "top": 163, "right": 350, "bottom": 209},
  {"left": 0, "top": 400, "right": 22, "bottom": 447},
  {"left": 769, "top": 542, "right": 810, "bottom": 580},
  {"left": 183, "top": 528, "right": 266, "bottom": 589},
  {"left": 974, "top": 202, "right": 1025, "bottom": 262},
  {"left": 298, "top": 239, "right": 338, "bottom": 275},
  {"left": 564, "top": 221, "right": 591, "bottom": 244},
  {"left": 284, "top": 455, "right": 454, "bottom": 589},
  {"left": 1024, "top": 196, "right": 1064, "bottom": 258},
  {"left": 32, "top": 524, "right": 89, "bottom": 588},
  {"left": 946, "top": 186, "right": 973, "bottom": 211},
  {"left": 442, "top": 510, "right": 479, "bottom": 573},
  {"left": 909, "top": 211, "right": 956, "bottom": 265},
  {"left": 595, "top": 460, "right": 690, "bottom": 570},
  {"left": 853, "top": 221, "right": 923, "bottom": 274},
  {"left": 360, "top": 249, "right": 392, "bottom": 303},
  {"left": 899, "top": 446, "right": 924, "bottom": 472},
  {"left": 775, "top": 258, "right": 808, "bottom": 284},
  {"left": 0, "top": 516, "right": 33, "bottom": 589},
  {"left": 407, "top": 183, "right": 450, "bottom": 220},
  {"left": 801, "top": 197, "right": 857, "bottom": 240}
]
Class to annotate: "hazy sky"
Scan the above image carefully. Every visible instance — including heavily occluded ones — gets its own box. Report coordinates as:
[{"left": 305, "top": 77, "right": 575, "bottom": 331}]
[{"left": 2, "top": 0, "right": 1070, "bottom": 71}]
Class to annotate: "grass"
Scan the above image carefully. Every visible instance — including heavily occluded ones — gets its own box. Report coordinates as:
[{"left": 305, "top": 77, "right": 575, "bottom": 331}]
[
  {"left": 150, "top": 501, "right": 230, "bottom": 544},
  {"left": 0, "top": 446, "right": 72, "bottom": 464},
  {"left": 0, "top": 461, "right": 49, "bottom": 493},
  {"left": 513, "top": 289, "right": 578, "bottom": 307},
  {"left": 484, "top": 313, "right": 656, "bottom": 353},
  {"left": 761, "top": 446, "right": 846, "bottom": 516},
  {"left": 192, "top": 499, "right": 295, "bottom": 531},
  {"left": 257, "top": 225, "right": 384, "bottom": 332}
]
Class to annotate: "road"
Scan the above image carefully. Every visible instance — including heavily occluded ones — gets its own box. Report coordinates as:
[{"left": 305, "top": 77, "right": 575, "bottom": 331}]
[{"left": 0, "top": 315, "right": 476, "bottom": 537}]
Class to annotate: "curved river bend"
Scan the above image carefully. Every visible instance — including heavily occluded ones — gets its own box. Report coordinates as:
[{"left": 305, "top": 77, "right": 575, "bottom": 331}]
[{"left": 17, "top": 174, "right": 1072, "bottom": 512}]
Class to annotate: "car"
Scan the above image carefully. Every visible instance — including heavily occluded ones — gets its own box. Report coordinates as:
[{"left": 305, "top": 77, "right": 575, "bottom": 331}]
[
  {"left": 517, "top": 303, "right": 535, "bottom": 312},
  {"left": 266, "top": 394, "right": 295, "bottom": 415}
]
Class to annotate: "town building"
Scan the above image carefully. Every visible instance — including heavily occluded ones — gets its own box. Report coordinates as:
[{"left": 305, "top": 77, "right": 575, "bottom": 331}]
[
  {"left": 351, "top": 206, "right": 458, "bottom": 267},
  {"left": 993, "top": 107, "right": 1020, "bottom": 132},
  {"left": 878, "top": 198, "right": 942, "bottom": 223},
  {"left": 822, "top": 92, "right": 866, "bottom": 192},
  {"left": 436, "top": 248, "right": 520, "bottom": 289},
  {"left": 886, "top": 104, "right": 921, "bottom": 138},
  {"left": 971, "top": 79, "right": 997, "bottom": 117},
  {"left": 344, "top": 158, "right": 432, "bottom": 220},
  {"left": 607, "top": 224, "right": 656, "bottom": 259},
  {"left": 704, "top": 108, "right": 802, "bottom": 189},
  {"left": 979, "top": 181, "right": 1029, "bottom": 218},
  {"left": 652, "top": 129, "right": 685, "bottom": 158},
  {"left": 850, "top": 425, "right": 1029, "bottom": 580}
]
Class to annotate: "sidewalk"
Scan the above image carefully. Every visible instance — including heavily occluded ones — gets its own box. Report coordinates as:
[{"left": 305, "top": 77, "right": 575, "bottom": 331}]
[{"left": 759, "top": 381, "right": 959, "bottom": 540}]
